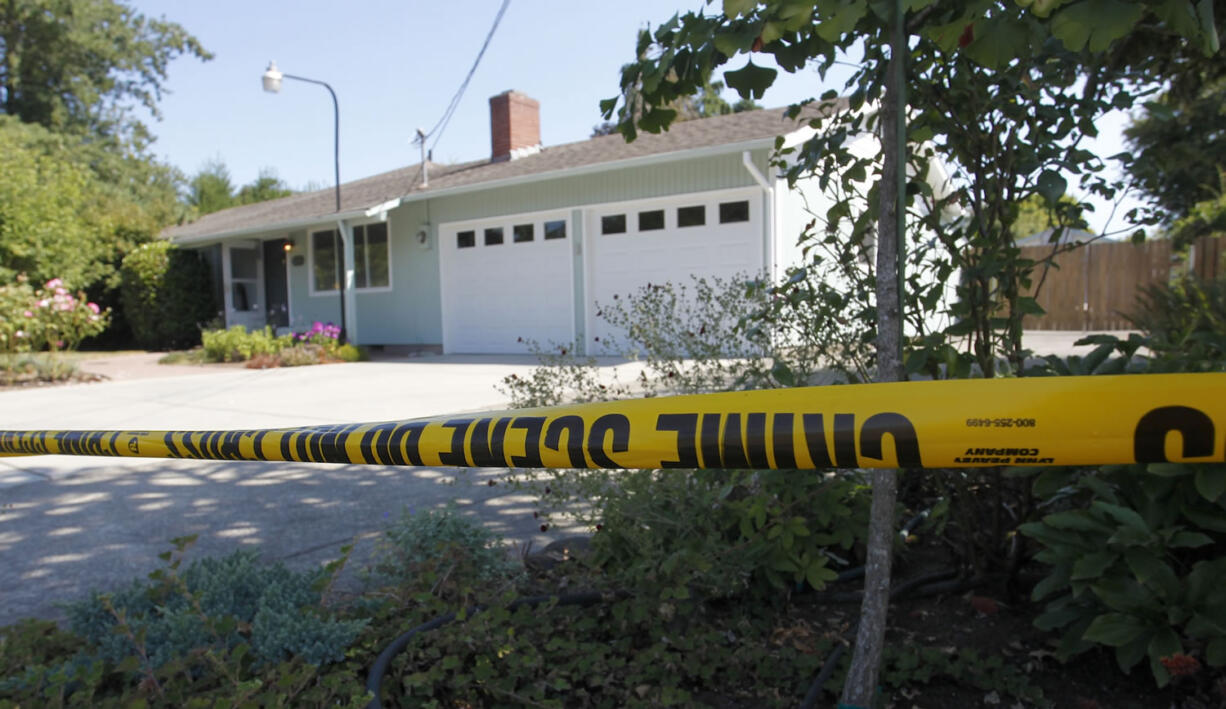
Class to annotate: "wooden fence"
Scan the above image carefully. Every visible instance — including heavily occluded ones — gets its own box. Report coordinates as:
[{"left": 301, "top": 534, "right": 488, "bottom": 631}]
[{"left": 1020, "top": 235, "right": 1224, "bottom": 331}]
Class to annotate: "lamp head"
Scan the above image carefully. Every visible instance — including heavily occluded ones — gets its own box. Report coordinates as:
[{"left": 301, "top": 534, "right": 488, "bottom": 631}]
[{"left": 262, "top": 61, "right": 283, "bottom": 93}]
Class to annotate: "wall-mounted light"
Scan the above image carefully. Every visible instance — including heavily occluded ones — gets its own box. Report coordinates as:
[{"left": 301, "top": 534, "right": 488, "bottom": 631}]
[{"left": 283, "top": 238, "right": 294, "bottom": 252}]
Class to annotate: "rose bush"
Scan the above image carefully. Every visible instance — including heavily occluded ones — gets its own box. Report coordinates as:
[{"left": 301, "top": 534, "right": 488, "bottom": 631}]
[{"left": 0, "top": 275, "right": 108, "bottom": 354}]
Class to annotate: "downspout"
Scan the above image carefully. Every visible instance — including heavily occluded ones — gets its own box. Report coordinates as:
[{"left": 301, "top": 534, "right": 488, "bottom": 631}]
[{"left": 742, "top": 150, "right": 775, "bottom": 280}]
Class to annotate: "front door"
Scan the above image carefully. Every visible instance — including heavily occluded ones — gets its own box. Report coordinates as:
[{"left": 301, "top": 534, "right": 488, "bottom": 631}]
[
  {"left": 223, "top": 242, "right": 265, "bottom": 331},
  {"left": 262, "top": 239, "right": 290, "bottom": 330}
]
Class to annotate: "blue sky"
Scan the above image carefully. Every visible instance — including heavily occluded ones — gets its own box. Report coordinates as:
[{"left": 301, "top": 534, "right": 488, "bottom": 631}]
[{"left": 129, "top": 0, "right": 1138, "bottom": 234}]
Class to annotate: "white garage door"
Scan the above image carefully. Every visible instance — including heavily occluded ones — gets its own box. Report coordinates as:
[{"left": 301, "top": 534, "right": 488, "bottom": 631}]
[
  {"left": 586, "top": 189, "right": 763, "bottom": 347},
  {"left": 440, "top": 212, "right": 574, "bottom": 354}
]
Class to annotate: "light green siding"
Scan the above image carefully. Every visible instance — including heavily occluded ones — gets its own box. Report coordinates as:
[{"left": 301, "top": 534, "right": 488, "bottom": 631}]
[
  {"left": 423, "top": 150, "right": 768, "bottom": 224},
  {"left": 349, "top": 202, "right": 441, "bottom": 345}
]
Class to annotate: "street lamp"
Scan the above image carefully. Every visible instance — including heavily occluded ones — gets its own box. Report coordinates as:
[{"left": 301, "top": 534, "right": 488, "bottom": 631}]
[{"left": 261, "top": 60, "right": 346, "bottom": 340}]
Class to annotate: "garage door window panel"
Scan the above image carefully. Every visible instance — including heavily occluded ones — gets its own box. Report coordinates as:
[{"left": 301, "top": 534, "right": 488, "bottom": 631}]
[
  {"left": 601, "top": 214, "right": 627, "bottom": 235},
  {"left": 484, "top": 227, "right": 504, "bottom": 246},
  {"left": 719, "top": 200, "right": 750, "bottom": 224},
  {"left": 677, "top": 205, "right": 706, "bottom": 227},
  {"left": 457, "top": 231, "right": 476, "bottom": 248},
  {"left": 513, "top": 224, "right": 535, "bottom": 243},
  {"left": 544, "top": 220, "right": 567, "bottom": 240},
  {"left": 638, "top": 209, "right": 665, "bottom": 231}
]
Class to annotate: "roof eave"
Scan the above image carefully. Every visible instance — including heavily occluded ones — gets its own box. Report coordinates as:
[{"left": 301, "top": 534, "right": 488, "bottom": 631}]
[
  {"left": 395, "top": 135, "right": 784, "bottom": 205},
  {"left": 168, "top": 207, "right": 376, "bottom": 245}
]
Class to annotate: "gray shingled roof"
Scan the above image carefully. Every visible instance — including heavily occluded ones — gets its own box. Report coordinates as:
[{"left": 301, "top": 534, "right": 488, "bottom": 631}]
[{"left": 165, "top": 104, "right": 837, "bottom": 242}]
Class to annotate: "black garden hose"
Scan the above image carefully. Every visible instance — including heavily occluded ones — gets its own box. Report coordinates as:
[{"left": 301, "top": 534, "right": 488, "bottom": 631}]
[{"left": 364, "top": 590, "right": 620, "bottom": 709}]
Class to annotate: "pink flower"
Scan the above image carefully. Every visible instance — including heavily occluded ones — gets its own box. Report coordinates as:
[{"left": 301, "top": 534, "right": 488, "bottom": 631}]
[
  {"left": 87, "top": 302, "right": 100, "bottom": 314},
  {"left": 15, "top": 330, "right": 24, "bottom": 338},
  {"left": 54, "top": 287, "right": 67, "bottom": 296},
  {"left": 37, "top": 299, "right": 49, "bottom": 308},
  {"left": 23, "top": 310, "right": 33, "bottom": 317},
  {"left": 44, "top": 278, "right": 62, "bottom": 289},
  {"left": 59, "top": 303, "right": 72, "bottom": 311}
]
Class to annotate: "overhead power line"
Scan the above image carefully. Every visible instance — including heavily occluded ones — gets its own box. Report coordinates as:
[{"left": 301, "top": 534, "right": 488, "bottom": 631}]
[{"left": 418, "top": 0, "right": 512, "bottom": 155}]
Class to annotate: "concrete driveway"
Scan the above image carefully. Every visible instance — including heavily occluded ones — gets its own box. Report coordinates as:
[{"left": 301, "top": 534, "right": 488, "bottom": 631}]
[{"left": 0, "top": 355, "right": 581, "bottom": 627}]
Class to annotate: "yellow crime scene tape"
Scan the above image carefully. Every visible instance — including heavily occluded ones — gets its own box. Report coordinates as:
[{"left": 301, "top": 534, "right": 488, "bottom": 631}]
[{"left": 0, "top": 374, "right": 1223, "bottom": 469}]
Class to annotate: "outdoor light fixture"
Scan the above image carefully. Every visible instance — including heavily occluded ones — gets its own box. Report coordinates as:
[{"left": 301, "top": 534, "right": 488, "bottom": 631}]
[
  {"left": 260, "top": 60, "right": 346, "bottom": 340},
  {"left": 283, "top": 238, "right": 293, "bottom": 252},
  {"left": 261, "top": 61, "right": 283, "bottom": 93}
]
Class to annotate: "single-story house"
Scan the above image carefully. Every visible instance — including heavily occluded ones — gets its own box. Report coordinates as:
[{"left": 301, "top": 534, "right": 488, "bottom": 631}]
[{"left": 166, "top": 91, "right": 871, "bottom": 354}]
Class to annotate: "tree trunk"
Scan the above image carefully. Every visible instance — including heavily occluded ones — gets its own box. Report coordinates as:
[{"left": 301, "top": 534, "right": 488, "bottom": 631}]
[{"left": 841, "top": 6, "right": 906, "bottom": 707}]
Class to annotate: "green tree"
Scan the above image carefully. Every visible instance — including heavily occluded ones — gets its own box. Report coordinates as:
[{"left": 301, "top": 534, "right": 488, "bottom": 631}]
[
  {"left": 600, "top": 1, "right": 1218, "bottom": 703},
  {"left": 0, "top": 118, "right": 114, "bottom": 287},
  {"left": 187, "top": 162, "right": 294, "bottom": 216},
  {"left": 0, "top": 0, "right": 211, "bottom": 144},
  {"left": 187, "top": 159, "right": 237, "bottom": 216},
  {"left": 1125, "top": 77, "right": 1226, "bottom": 224},
  {"left": 237, "top": 168, "right": 293, "bottom": 205}
]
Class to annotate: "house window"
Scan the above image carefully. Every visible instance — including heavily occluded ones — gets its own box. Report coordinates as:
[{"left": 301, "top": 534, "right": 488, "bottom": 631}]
[
  {"left": 312, "top": 230, "right": 341, "bottom": 292},
  {"left": 601, "top": 214, "right": 627, "bottom": 234},
  {"left": 353, "top": 222, "right": 390, "bottom": 289},
  {"left": 484, "top": 227, "right": 504, "bottom": 245},
  {"left": 457, "top": 230, "right": 475, "bottom": 248},
  {"left": 513, "top": 224, "right": 534, "bottom": 243},
  {"left": 311, "top": 223, "right": 391, "bottom": 292},
  {"left": 719, "top": 200, "right": 750, "bottom": 223},
  {"left": 544, "top": 220, "right": 567, "bottom": 240},
  {"left": 638, "top": 209, "right": 665, "bottom": 231},
  {"left": 677, "top": 205, "right": 706, "bottom": 227}
]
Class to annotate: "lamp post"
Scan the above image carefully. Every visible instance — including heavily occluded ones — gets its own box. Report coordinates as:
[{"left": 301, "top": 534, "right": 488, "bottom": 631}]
[{"left": 261, "top": 60, "right": 346, "bottom": 341}]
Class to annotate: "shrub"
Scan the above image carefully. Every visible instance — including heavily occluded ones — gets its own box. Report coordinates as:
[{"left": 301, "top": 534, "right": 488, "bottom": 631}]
[
  {"left": 120, "top": 241, "right": 218, "bottom": 350},
  {"left": 1020, "top": 462, "right": 1226, "bottom": 686},
  {"left": 0, "top": 536, "right": 372, "bottom": 707},
  {"left": 366, "top": 505, "right": 519, "bottom": 603},
  {"left": 1126, "top": 275, "right": 1226, "bottom": 370},
  {"left": 63, "top": 547, "right": 367, "bottom": 670},
  {"left": 575, "top": 467, "right": 872, "bottom": 599},
  {"left": 0, "top": 275, "right": 108, "bottom": 354},
  {"left": 201, "top": 325, "right": 290, "bottom": 362}
]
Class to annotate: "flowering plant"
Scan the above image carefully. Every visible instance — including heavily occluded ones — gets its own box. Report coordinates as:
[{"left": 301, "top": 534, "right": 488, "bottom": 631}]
[
  {"left": 0, "top": 276, "right": 109, "bottom": 354},
  {"left": 295, "top": 321, "right": 342, "bottom": 344}
]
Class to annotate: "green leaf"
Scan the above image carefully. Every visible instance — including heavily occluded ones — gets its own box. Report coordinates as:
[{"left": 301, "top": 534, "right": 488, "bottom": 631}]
[
  {"left": 1093, "top": 501, "right": 1148, "bottom": 533},
  {"left": 1123, "top": 549, "right": 1181, "bottom": 601},
  {"left": 723, "top": 60, "right": 778, "bottom": 100},
  {"left": 963, "top": 16, "right": 1031, "bottom": 70},
  {"left": 1072, "top": 551, "right": 1119, "bottom": 581},
  {"left": 1148, "top": 627, "right": 1182, "bottom": 687},
  {"left": 1083, "top": 612, "right": 1150, "bottom": 647},
  {"left": 1036, "top": 170, "right": 1068, "bottom": 205},
  {"left": 722, "top": 0, "right": 757, "bottom": 18},
  {"left": 815, "top": 0, "right": 868, "bottom": 42},
  {"left": 1168, "top": 530, "right": 1214, "bottom": 548},
  {"left": 1050, "top": 0, "right": 1145, "bottom": 52},
  {"left": 1196, "top": 0, "right": 1221, "bottom": 54},
  {"left": 1194, "top": 468, "right": 1226, "bottom": 502}
]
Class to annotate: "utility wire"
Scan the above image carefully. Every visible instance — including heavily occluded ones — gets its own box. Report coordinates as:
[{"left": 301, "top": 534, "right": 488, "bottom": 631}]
[{"left": 415, "top": 0, "right": 511, "bottom": 156}]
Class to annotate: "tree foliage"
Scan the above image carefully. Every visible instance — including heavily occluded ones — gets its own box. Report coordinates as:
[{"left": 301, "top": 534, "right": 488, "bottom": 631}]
[
  {"left": 0, "top": 0, "right": 211, "bottom": 144},
  {"left": 187, "top": 161, "right": 294, "bottom": 217},
  {"left": 599, "top": 1, "right": 1218, "bottom": 703}
]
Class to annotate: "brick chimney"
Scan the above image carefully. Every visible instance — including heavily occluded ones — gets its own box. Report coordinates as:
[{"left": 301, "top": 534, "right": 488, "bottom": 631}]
[{"left": 489, "top": 90, "right": 541, "bottom": 161}]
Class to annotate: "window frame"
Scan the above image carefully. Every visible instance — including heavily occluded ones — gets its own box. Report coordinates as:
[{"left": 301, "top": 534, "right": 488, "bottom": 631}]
[{"left": 308, "top": 218, "right": 394, "bottom": 296}]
